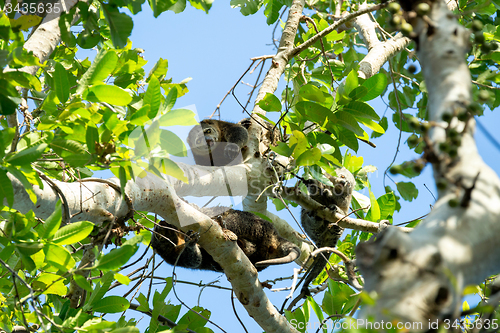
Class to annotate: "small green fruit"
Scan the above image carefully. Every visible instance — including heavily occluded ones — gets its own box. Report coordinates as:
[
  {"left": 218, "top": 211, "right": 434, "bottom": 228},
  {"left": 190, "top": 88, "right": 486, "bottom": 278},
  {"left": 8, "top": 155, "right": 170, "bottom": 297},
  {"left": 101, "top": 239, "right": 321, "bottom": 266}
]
[
  {"left": 468, "top": 102, "right": 483, "bottom": 115},
  {"left": 448, "top": 198, "right": 459, "bottom": 207},
  {"left": 408, "top": 64, "right": 417, "bottom": 74},
  {"left": 388, "top": 2, "right": 402, "bottom": 13},
  {"left": 447, "top": 129, "right": 459, "bottom": 138},
  {"left": 478, "top": 90, "right": 490, "bottom": 102},
  {"left": 408, "top": 116, "right": 420, "bottom": 129},
  {"left": 490, "top": 42, "right": 499, "bottom": 51},
  {"left": 436, "top": 178, "right": 447, "bottom": 190},
  {"left": 416, "top": 3, "right": 430, "bottom": 16},
  {"left": 448, "top": 147, "right": 458, "bottom": 158},
  {"left": 451, "top": 136, "right": 461, "bottom": 146},
  {"left": 389, "top": 165, "right": 403, "bottom": 175},
  {"left": 390, "top": 15, "right": 403, "bottom": 26},
  {"left": 419, "top": 122, "right": 431, "bottom": 133},
  {"left": 439, "top": 142, "right": 450, "bottom": 152},
  {"left": 407, "top": 134, "right": 420, "bottom": 148},
  {"left": 471, "top": 20, "right": 483, "bottom": 32},
  {"left": 481, "top": 43, "right": 491, "bottom": 53},
  {"left": 401, "top": 22, "right": 414, "bottom": 36},
  {"left": 475, "top": 32, "right": 485, "bottom": 44},
  {"left": 457, "top": 111, "right": 469, "bottom": 122},
  {"left": 441, "top": 113, "right": 452, "bottom": 123},
  {"left": 412, "top": 161, "right": 425, "bottom": 173}
]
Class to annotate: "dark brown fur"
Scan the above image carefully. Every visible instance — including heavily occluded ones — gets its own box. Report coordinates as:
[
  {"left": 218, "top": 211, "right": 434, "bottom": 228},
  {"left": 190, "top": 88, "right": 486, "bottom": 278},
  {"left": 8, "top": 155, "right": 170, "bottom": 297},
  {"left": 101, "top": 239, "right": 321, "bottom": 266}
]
[
  {"left": 296, "top": 168, "right": 355, "bottom": 301},
  {"left": 187, "top": 119, "right": 249, "bottom": 166},
  {"left": 151, "top": 208, "right": 300, "bottom": 272}
]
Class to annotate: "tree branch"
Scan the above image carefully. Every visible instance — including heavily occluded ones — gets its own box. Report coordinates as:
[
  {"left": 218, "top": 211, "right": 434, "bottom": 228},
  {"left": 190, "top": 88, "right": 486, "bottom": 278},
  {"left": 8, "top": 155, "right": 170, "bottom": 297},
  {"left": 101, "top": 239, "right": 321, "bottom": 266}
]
[{"left": 357, "top": 0, "right": 500, "bottom": 327}]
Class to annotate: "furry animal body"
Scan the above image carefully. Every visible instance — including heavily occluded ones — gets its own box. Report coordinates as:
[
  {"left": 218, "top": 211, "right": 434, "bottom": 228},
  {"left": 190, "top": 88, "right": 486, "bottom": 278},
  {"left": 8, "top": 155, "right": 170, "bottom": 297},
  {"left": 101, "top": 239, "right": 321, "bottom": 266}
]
[
  {"left": 151, "top": 208, "right": 300, "bottom": 272},
  {"left": 187, "top": 119, "right": 249, "bottom": 166},
  {"left": 299, "top": 167, "right": 355, "bottom": 295}
]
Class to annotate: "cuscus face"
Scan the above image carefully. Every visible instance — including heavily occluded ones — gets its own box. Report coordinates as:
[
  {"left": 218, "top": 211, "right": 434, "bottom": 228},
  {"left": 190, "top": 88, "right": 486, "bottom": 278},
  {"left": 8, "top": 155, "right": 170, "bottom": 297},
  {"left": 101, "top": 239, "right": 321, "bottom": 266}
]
[
  {"left": 187, "top": 123, "right": 221, "bottom": 155},
  {"left": 327, "top": 167, "right": 355, "bottom": 197}
]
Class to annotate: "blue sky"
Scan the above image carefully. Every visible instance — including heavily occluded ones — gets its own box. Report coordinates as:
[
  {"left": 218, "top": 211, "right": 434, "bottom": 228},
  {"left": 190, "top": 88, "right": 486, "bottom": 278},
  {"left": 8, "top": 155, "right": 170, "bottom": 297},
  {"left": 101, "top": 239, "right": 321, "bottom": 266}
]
[{"left": 97, "top": 2, "right": 500, "bottom": 332}]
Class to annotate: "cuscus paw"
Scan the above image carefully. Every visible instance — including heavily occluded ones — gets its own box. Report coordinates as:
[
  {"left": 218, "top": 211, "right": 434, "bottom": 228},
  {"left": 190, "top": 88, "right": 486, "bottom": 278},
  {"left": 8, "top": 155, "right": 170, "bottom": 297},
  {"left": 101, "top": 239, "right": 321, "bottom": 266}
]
[{"left": 185, "top": 230, "right": 200, "bottom": 244}]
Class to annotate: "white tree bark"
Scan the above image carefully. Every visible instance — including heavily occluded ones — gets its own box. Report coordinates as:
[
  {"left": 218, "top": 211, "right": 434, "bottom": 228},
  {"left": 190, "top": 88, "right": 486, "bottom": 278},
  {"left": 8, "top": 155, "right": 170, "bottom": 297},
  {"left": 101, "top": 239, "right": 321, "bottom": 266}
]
[{"left": 357, "top": 0, "right": 500, "bottom": 329}]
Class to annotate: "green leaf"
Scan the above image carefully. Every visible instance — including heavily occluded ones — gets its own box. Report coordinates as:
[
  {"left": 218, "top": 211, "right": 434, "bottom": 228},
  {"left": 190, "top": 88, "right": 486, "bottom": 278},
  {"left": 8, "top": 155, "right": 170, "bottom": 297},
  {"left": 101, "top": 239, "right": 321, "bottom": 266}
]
[
  {"left": 85, "top": 85, "right": 133, "bottom": 106},
  {"left": 263, "top": 0, "right": 284, "bottom": 24},
  {"left": 270, "top": 142, "right": 296, "bottom": 157},
  {"left": 365, "top": 190, "right": 381, "bottom": 221},
  {"left": 129, "top": 105, "right": 151, "bottom": 126},
  {"left": 358, "top": 118, "right": 385, "bottom": 133},
  {"left": 0, "top": 91, "right": 20, "bottom": 115},
  {"left": 159, "top": 108, "right": 198, "bottom": 126},
  {"left": 119, "top": 166, "right": 127, "bottom": 200},
  {"left": 87, "top": 271, "right": 114, "bottom": 307},
  {"left": 73, "top": 274, "right": 93, "bottom": 292},
  {"left": 392, "top": 112, "right": 414, "bottom": 133},
  {"left": 95, "top": 244, "right": 138, "bottom": 270},
  {"left": 296, "top": 148, "right": 321, "bottom": 167},
  {"left": 362, "top": 73, "right": 388, "bottom": 101},
  {"left": 110, "top": 327, "right": 140, "bottom": 333},
  {"left": 77, "top": 49, "right": 107, "bottom": 95},
  {"left": 295, "top": 101, "right": 331, "bottom": 125},
  {"left": 343, "top": 101, "right": 380, "bottom": 121},
  {"left": 148, "top": 58, "right": 169, "bottom": 80},
  {"left": 58, "top": 13, "right": 77, "bottom": 47},
  {"left": 92, "top": 296, "right": 130, "bottom": 313},
  {"left": 4, "top": 71, "right": 42, "bottom": 91},
  {"left": 161, "top": 158, "right": 188, "bottom": 183},
  {"left": 144, "top": 75, "right": 162, "bottom": 118},
  {"left": 53, "top": 62, "right": 70, "bottom": 103},
  {"left": 0, "top": 167, "right": 14, "bottom": 207},
  {"left": 40, "top": 201, "right": 62, "bottom": 239},
  {"left": 52, "top": 221, "right": 94, "bottom": 245},
  {"left": 299, "top": 83, "right": 332, "bottom": 104},
  {"left": 231, "top": 0, "right": 260, "bottom": 16},
  {"left": 50, "top": 139, "right": 91, "bottom": 167},
  {"left": 102, "top": 5, "right": 133, "bottom": 48},
  {"left": 396, "top": 182, "right": 419, "bottom": 202},
  {"left": 6, "top": 143, "right": 47, "bottom": 165},
  {"left": 371, "top": 116, "right": 388, "bottom": 139},
  {"left": 344, "top": 69, "right": 359, "bottom": 97},
  {"left": 178, "top": 305, "right": 210, "bottom": 329},
  {"left": 114, "top": 273, "right": 131, "bottom": 285},
  {"left": 86, "top": 124, "right": 99, "bottom": 153},
  {"left": 164, "top": 87, "right": 177, "bottom": 112},
  {"left": 378, "top": 192, "right": 396, "bottom": 220},
  {"left": 149, "top": 0, "right": 186, "bottom": 17},
  {"left": 44, "top": 243, "right": 76, "bottom": 270},
  {"left": 348, "top": 86, "right": 368, "bottom": 100},
  {"left": 335, "top": 111, "right": 364, "bottom": 136},
  {"left": 33, "top": 273, "right": 67, "bottom": 296},
  {"left": 15, "top": 241, "right": 44, "bottom": 256},
  {"left": 308, "top": 297, "right": 326, "bottom": 333},
  {"left": 5, "top": 166, "right": 36, "bottom": 204},
  {"left": 334, "top": 126, "right": 358, "bottom": 152},
  {"left": 289, "top": 131, "right": 308, "bottom": 159},
  {"left": 90, "top": 51, "right": 118, "bottom": 85},
  {"left": 159, "top": 129, "right": 186, "bottom": 157},
  {"left": 258, "top": 93, "right": 281, "bottom": 111}
]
